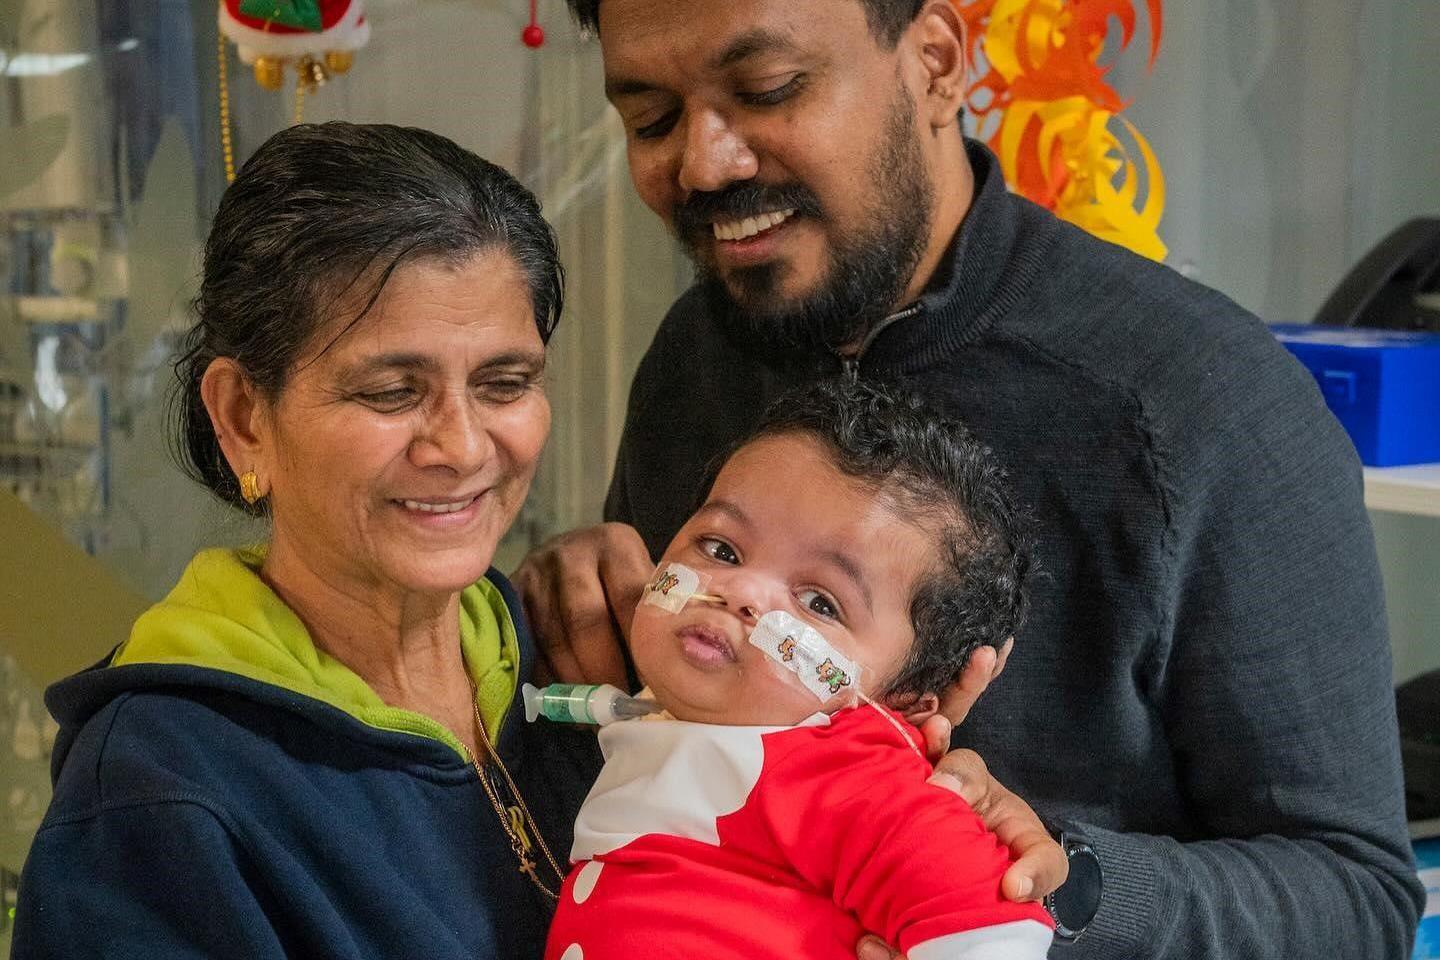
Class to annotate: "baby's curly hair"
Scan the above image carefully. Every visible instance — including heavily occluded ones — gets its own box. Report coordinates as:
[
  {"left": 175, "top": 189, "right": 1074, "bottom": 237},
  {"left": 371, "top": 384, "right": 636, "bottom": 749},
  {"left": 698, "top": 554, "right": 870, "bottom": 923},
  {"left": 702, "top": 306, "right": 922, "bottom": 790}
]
[{"left": 708, "top": 379, "right": 1034, "bottom": 700}]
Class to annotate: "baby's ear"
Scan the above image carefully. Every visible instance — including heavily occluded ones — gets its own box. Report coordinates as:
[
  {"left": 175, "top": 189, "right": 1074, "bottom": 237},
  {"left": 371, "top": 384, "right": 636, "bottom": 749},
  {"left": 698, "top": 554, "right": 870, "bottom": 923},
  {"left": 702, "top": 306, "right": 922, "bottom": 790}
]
[{"left": 887, "top": 691, "right": 942, "bottom": 726}]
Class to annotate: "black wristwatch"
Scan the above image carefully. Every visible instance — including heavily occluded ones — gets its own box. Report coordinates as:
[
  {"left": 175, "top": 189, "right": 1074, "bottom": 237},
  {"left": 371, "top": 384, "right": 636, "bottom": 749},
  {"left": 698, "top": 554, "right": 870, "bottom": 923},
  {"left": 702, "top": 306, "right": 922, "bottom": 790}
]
[{"left": 1043, "top": 830, "right": 1103, "bottom": 943}]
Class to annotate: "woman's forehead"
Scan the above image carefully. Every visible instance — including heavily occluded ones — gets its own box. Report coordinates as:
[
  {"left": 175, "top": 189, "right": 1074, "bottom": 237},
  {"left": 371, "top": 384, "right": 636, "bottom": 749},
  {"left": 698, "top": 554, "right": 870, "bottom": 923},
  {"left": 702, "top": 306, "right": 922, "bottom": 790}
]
[{"left": 303, "top": 251, "right": 540, "bottom": 369}]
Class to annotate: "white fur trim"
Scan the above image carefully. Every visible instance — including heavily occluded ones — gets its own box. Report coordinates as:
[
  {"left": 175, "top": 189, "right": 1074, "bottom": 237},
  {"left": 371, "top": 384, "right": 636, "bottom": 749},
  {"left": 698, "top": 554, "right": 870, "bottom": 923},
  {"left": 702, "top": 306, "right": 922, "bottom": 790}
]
[
  {"left": 219, "top": 0, "right": 370, "bottom": 62},
  {"left": 907, "top": 920, "right": 1054, "bottom": 960}
]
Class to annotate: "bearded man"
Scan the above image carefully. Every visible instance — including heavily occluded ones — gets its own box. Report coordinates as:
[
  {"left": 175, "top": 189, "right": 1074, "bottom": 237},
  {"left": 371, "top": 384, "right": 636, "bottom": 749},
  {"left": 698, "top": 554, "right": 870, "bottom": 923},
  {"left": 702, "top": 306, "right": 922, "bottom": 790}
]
[{"left": 516, "top": 2, "right": 1424, "bottom": 957}]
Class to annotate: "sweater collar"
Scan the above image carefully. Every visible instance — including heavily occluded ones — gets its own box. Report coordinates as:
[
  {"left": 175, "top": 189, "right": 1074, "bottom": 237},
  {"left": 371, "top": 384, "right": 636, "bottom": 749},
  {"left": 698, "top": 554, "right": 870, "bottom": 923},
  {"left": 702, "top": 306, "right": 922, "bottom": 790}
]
[
  {"left": 724, "top": 138, "right": 1052, "bottom": 379},
  {"left": 845, "top": 137, "right": 1048, "bottom": 377}
]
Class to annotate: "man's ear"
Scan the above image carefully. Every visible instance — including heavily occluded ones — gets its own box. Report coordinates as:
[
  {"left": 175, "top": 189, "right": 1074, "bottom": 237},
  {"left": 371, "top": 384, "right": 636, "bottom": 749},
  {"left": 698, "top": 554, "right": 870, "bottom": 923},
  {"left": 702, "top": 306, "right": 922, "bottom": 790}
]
[
  {"left": 888, "top": 691, "right": 942, "bottom": 726},
  {"left": 912, "top": 1, "right": 969, "bottom": 129}
]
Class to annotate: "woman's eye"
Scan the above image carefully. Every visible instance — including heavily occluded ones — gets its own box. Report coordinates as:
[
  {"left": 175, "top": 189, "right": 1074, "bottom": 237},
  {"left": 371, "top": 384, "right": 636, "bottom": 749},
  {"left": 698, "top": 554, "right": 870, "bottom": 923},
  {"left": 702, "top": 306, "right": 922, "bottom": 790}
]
[
  {"left": 699, "top": 537, "right": 739, "bottom": 565},
  {"left": 356, "top": 387, "right": 417, "bottom": 409},
  {"left": 798, "top": 589, "right": 839, "bottom": 620},
  {"left": 476, "top": 378, "right": 531, "bottom": 404}
]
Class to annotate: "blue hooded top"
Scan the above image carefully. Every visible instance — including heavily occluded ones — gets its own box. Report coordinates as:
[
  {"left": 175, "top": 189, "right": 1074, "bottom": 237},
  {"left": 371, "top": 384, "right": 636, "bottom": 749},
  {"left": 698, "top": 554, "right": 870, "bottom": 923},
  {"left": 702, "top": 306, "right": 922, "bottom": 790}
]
[{"left": 12, "top": 548, "right": 600, "bottom": 959}]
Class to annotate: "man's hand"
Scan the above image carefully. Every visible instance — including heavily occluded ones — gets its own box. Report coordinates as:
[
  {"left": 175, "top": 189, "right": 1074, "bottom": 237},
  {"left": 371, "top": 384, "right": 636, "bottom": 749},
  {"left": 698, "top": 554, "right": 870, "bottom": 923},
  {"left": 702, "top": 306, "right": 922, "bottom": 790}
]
[
  {"left": 511, "top": 523, "right": 653, "bottom": 688},
  {"left": 914, "top": 637, "right": 1013, "bottom": 760},
  {"left": 927, "top": 749, "right": 1066, "bottom": 902},
  {"left": 858, "top": 638, "right": 1062, "bottom": 960},
  {"left": 854, "top": 746, "right": 1067, "bottom": 960}
]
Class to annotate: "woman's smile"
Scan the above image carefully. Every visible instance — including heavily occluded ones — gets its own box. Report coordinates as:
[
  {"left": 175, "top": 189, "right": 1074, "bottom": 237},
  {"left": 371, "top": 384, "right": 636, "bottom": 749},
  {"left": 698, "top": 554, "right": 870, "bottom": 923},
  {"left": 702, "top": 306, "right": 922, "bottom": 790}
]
[{"left": 390, "top": 488, "right": 495, "bottom": 528}]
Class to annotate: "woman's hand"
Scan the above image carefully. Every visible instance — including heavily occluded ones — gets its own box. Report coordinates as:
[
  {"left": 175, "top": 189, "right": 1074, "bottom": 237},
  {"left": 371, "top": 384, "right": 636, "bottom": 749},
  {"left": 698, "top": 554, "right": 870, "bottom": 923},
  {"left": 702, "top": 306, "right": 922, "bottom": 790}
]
[{"left": 512, "top": 522, "right": 653, "bottom": 687}]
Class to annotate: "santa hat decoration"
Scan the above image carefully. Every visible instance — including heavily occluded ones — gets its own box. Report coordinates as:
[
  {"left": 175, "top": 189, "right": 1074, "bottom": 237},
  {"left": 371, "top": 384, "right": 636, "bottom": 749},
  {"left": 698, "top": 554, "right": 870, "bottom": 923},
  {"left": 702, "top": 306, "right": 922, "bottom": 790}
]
[{"left": 219, "top": 0, "right": 370, "bottom": 91}]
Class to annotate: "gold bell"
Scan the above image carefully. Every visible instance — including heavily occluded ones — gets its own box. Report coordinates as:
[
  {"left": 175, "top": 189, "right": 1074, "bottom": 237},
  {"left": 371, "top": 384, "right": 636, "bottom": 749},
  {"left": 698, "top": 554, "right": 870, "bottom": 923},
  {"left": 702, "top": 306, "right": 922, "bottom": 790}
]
[
  {"left": 252, "top": 56, "right": 286, "bottom": 91},
  {"left": 295, "top": 56, "right": 329, "bottom": 92},
  {"left": 323, "top": 50, "right": 354, "bottom": 74}
]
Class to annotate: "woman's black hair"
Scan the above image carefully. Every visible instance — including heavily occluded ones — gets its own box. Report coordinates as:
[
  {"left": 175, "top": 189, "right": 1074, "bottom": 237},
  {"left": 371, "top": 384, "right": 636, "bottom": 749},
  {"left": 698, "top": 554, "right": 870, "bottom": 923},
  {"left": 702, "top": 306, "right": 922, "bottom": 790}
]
[
  {"left": 170, "top": 122, "right": 564, "bottom": 513},
  {"left": 703, "top": 378, "right": 1034, "bottom": 700}
]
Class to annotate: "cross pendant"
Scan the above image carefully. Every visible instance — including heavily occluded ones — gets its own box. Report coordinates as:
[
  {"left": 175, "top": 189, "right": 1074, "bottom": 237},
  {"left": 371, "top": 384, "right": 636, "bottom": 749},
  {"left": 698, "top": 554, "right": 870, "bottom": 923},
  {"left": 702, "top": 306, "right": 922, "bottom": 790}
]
[{"left": 518, "top": 856, "right": 540, "bottom": 883}]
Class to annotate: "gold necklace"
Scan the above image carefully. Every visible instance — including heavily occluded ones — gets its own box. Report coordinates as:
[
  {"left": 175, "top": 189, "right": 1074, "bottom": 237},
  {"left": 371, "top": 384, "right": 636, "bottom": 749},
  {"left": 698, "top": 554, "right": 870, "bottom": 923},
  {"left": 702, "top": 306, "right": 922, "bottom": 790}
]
[{"left": 469, "top": 688, "right": 565, "bottom": 901}]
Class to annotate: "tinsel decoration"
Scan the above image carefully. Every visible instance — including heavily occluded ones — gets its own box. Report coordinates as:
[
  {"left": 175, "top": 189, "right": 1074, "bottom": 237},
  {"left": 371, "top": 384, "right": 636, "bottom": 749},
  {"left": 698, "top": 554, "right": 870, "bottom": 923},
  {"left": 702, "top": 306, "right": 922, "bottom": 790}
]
[{"left": 955, "top": 0, "right": 1167, "bottom": 261}]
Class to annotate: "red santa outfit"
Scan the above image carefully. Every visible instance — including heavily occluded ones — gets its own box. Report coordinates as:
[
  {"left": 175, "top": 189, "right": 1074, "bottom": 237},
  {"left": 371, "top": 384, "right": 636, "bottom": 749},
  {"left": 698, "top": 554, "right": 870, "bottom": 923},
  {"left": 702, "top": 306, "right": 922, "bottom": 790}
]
[{"left": 544, "top": 704, "right": 1053, "bottom": 960}]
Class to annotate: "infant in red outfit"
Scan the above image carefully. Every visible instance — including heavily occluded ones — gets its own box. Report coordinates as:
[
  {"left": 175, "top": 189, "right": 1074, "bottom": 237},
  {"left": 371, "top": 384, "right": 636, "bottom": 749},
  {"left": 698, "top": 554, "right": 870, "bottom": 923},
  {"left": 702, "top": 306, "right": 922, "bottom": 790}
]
[{"left": 544, "top": 381, "right": 1055, "bottom": 960}]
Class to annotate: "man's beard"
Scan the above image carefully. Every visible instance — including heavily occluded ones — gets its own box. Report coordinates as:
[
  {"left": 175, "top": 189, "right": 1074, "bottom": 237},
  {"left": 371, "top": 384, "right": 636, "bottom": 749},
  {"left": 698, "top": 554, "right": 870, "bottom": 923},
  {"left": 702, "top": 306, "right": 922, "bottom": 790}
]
[{"left": 674, "top": 84, "right": 935, "bottom": 368}]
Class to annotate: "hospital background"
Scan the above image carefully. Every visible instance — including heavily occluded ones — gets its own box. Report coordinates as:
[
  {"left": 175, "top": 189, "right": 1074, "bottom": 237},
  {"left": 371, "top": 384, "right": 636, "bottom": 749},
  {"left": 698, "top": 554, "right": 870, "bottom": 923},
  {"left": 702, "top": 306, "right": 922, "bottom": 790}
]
[{"left": 0, "top": 0, "right": 1437, "bottom": 953}]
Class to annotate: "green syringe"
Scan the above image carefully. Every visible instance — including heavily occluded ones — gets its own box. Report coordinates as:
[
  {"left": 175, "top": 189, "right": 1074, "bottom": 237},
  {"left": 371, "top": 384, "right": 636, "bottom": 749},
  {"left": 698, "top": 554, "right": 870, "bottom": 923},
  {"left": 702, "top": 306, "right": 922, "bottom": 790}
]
[{"left": 522, "top": 683, "right": 663, "bottom": 726}]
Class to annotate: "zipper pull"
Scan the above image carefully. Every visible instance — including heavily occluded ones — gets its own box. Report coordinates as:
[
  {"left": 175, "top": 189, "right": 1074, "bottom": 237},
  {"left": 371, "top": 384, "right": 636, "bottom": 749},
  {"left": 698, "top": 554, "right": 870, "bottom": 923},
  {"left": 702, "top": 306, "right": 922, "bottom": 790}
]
[{"left": 508, "top": 805, "right": 534, "bottom": 853}]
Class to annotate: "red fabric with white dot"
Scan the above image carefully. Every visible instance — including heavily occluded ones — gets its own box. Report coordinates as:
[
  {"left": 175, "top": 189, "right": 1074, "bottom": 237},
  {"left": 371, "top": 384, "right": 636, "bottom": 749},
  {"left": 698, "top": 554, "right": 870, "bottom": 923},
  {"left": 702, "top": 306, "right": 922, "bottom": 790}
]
[{"left": 544, "top": 705, "right": 1053, "bottom": 959}]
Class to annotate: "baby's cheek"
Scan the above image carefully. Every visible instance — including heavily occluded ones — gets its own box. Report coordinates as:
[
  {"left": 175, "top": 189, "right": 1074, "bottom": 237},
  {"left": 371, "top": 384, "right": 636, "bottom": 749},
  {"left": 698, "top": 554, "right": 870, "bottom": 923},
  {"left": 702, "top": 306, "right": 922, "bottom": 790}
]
[
  {"left": 626, "top": 611, "right": 668, "bottom": 682},
  {"left": 735, "top": 656, "right": 830, "bottom": 723}
]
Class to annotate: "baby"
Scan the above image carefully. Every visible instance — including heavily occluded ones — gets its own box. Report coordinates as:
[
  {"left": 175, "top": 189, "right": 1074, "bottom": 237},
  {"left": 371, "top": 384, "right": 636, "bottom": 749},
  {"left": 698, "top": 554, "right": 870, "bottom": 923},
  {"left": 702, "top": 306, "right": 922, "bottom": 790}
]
[{"left": 543, "top": 379, "right": 1054, "bottom": 960}]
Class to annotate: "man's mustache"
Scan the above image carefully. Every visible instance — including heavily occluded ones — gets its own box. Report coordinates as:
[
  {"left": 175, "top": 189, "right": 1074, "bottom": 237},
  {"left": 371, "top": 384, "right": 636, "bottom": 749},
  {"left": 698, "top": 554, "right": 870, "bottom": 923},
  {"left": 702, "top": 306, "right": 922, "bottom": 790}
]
[{"left": 673, "top": 181, "right": 823, "bottom": 241}]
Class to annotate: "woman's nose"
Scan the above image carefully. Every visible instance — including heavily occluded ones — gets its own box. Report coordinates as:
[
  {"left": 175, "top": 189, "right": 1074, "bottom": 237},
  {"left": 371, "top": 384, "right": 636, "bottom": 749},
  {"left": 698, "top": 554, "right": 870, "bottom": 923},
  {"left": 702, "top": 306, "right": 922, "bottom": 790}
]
[{"left": 408, "top": 391, "right": 494, "bottom": 473}]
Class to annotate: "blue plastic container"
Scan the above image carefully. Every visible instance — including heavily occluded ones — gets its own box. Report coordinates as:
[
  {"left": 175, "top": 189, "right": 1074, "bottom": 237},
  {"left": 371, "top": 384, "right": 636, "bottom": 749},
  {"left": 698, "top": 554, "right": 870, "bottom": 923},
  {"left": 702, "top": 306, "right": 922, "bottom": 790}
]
[
  {"left": 1413, "top": 834, "right": 1440, "bottom": 960},
  {"left": 1270, "top": 325, "right": 1440, "bottom": 467}
]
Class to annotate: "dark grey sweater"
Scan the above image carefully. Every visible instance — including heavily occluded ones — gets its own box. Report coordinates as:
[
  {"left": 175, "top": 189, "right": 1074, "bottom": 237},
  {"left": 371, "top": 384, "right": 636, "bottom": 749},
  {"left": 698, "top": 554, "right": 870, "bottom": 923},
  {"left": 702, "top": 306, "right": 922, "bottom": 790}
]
[{"left": 603, "top": 141, "right": 1423, "bottom": 958}]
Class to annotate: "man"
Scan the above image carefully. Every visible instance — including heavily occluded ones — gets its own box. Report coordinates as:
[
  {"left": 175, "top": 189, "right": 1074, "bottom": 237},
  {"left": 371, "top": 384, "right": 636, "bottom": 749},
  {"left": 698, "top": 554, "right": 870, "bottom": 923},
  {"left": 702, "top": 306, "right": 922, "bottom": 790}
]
[{"left": 515, "top": 0, "right": 1424, "bottom": 956}]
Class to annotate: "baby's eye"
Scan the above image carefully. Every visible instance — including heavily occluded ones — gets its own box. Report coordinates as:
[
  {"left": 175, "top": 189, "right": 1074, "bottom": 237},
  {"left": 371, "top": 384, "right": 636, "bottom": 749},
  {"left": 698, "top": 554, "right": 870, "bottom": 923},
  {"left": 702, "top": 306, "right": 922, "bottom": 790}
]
[
  {"left": 699, "top": 537, "right": 740, "bottom": 565},
  {"left": 797, "top": 589, "right": 839, "bottom": 620}
]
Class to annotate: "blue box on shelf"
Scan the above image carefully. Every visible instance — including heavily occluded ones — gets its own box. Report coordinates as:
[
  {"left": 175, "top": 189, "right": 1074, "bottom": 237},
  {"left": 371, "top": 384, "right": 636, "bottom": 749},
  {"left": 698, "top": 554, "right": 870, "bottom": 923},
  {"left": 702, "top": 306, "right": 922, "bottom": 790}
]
[
  {"left": 1269, "top": 325, "right": 1440, "bottom": 467},
  {"left": 1414, "top": 833, "right": 1440, "bottom": 960}
]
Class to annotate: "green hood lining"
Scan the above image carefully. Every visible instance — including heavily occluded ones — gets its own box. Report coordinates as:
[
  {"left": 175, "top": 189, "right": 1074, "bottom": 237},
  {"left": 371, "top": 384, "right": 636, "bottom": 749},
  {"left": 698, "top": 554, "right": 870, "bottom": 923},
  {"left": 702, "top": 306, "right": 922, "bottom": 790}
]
[{"left": 112, "top": 547, "right": 518, "bottom": 762}]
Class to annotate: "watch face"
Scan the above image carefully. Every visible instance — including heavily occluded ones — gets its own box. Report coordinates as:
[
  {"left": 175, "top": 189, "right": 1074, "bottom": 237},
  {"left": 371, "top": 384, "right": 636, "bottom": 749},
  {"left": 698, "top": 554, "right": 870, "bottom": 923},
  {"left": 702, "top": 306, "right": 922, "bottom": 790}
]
[{"left": 1051, "top": 844, "right": 1103, "bottom": 934}]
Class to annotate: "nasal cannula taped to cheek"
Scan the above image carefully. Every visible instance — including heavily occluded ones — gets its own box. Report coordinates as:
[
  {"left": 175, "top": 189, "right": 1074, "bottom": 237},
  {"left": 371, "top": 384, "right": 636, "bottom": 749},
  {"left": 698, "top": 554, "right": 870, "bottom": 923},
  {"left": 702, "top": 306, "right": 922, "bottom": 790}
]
[{"left": 523, "top": 563, "right": 919, "bottom": 755}]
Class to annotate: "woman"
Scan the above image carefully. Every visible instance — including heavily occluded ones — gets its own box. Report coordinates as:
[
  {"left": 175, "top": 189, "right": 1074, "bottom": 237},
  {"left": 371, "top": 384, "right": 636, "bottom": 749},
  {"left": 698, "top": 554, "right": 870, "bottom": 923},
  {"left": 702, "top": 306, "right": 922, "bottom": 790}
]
[{"left": 12, "top": 122, "right": 598, "bottom": 959}]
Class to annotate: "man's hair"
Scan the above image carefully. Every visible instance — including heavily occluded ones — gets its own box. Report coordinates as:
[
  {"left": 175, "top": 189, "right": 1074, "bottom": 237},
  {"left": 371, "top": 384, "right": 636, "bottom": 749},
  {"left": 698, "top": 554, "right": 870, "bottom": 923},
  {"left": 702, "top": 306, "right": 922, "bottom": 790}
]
[
  {"left": 708, "top": 379, "right": 1033, "bottom": 700},
  {"left": 565, "top": 0, "right": 926, "bottom": 47}
]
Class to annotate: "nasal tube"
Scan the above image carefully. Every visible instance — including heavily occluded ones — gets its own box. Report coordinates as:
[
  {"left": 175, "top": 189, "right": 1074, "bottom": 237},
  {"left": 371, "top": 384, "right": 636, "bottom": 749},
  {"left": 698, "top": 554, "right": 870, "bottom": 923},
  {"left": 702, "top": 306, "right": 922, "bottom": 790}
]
[{"left": 522, "top": 683, "right": 662, "bottom": 726}]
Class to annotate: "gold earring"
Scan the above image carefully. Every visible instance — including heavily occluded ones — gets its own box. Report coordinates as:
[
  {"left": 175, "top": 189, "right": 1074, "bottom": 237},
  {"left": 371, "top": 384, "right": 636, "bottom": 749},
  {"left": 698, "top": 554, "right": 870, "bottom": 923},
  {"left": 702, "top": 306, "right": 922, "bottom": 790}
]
[{"left": 239, "top": 470, "right": 262, "bottom": 505}]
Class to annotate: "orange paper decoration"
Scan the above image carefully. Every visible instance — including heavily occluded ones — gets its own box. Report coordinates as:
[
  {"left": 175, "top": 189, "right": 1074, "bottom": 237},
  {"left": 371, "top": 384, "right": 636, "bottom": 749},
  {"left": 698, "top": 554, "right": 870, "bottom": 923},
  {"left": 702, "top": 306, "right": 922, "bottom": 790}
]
[{"left": 955, "top": 0, "right": 1167, "bottom": 260}]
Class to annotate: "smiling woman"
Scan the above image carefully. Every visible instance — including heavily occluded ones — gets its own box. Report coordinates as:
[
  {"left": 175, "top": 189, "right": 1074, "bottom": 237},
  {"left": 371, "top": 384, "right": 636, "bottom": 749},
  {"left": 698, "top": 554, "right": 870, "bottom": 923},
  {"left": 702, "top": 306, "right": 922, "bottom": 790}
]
[
  {"left": 202, "top": 252, "right": 551, "bottom": 601},
  {"left": 10, "top": 123, "right": 601, "bottom": 960}
]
